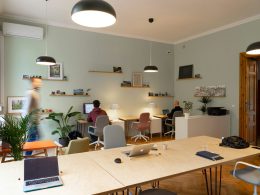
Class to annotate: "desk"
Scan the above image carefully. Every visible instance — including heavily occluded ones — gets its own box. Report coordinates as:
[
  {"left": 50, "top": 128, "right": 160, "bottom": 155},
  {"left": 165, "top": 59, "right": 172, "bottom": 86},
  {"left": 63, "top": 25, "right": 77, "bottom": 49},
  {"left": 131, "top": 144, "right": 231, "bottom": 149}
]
[
  {"left": 77, "top": 119, "right": 88, "bottom": 136},
  {"left": 118, "top": 116, "right": 139, "bottom": 136}
]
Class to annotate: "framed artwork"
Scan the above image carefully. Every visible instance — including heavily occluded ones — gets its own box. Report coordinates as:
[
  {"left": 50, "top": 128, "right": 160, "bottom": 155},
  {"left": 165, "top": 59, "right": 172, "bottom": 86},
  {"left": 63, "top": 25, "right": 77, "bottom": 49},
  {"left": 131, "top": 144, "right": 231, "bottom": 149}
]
[
  {"left": 48, "top": 63, "right": 63, "bottom": 80},
  {"left": 179, "top": 64, "right": 193, "bottom": 79},
  {"left": 132, "top": 72, "right": 143, "bottom": 87},
  {"left": 194, "top": 85, "right": 226, "bottom": 97},
  {"left": 7, "top": 96, "right": 26, "bottom": 114}
]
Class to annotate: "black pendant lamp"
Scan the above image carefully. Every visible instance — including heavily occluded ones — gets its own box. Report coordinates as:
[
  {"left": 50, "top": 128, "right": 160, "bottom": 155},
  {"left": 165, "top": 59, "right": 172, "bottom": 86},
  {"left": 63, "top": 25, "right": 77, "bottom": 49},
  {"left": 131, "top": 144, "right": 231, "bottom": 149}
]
[
  {"left": 246, "top": 42, "right": 260, "bottom": 55},
  {"left": 144, "top": 18, "right": 158, "bottom": 73},
  {"left": 36, "top": 0, "right": 56, "bottom": 65},
  {"left": 71, "top": 0, "right": 116, "bottom": 28}
]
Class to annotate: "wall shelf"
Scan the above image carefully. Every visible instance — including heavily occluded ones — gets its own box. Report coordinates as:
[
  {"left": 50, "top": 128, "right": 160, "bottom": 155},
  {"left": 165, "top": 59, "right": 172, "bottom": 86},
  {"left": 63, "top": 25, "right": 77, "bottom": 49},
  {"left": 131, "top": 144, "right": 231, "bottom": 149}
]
[
  {"left": 88, "top": 70, "right": 123, "bottom": 74},
  {"left": 148, "top": 96, "right": 174, "bottom": 98},
  {"left": 177, "top": 77, "right": 201, "bottom": 80},
  {"left": 121, "top": 86, "right": 150, "bottom": 88},
  {"left": 23, "top": 78, "right": 67, "bottom": 81},
  {"left": 50, "top": 94, "right": 90, "bottom": 97}
]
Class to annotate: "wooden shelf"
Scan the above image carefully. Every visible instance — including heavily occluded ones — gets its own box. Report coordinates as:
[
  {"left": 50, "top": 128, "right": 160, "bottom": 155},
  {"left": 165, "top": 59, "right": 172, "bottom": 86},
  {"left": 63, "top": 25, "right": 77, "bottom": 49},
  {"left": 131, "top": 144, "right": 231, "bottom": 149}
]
[
  {"left": 88, "top": 70, "right": 123, "bottom": 74},
  {"left": 23, "top": 78, "right": 67, "bottom": 81},
  {"left": 177, "top": 77, "right": 201, "bottom": 80},
  {"left": 121, "top": 86, "right": 150, "bottom": 88},
  {"left": 50, "top": 94, "right": 90, "bottom": 97},
  {"left": 148, "top": 96, "right": 174, "bottom": 98}
]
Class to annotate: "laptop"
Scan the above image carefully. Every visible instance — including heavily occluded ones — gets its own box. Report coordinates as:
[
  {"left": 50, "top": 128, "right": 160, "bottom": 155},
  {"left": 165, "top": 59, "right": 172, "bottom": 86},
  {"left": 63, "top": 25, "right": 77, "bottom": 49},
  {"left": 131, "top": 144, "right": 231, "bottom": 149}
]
[
  {"left": 162, "top": 109, "right": 170, "bottom": 115},
  {"left": 123, "top": 144, "right": 153, "bottom": 157},
  {"left": 23, "top": 156, "right": 63, "bottom": 192}
]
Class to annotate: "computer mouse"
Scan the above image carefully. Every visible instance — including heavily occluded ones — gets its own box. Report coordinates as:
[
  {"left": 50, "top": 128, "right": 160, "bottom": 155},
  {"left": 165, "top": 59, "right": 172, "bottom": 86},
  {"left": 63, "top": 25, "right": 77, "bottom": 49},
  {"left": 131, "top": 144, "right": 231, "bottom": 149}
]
[{"left": 114, "top": 158, "right": 122, "bottom": 163}]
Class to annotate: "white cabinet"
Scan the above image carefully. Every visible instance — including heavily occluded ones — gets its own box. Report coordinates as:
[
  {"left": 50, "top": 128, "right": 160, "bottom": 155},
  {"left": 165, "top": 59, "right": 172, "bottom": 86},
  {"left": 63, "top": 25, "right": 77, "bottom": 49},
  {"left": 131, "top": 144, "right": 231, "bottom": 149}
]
[{"left": 150, "top": 117, "right": 162, "bottom": 137}]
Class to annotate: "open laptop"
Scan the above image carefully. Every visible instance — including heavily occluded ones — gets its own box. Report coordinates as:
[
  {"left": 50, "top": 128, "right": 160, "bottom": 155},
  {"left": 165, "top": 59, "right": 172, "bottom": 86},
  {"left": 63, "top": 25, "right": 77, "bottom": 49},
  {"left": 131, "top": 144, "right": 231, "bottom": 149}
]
[
  {"left": 123, "top": 144, "right": 153, "bottom": 157},
  {"left": 23, "top": 156, "right": 63, "bottom": 192}
]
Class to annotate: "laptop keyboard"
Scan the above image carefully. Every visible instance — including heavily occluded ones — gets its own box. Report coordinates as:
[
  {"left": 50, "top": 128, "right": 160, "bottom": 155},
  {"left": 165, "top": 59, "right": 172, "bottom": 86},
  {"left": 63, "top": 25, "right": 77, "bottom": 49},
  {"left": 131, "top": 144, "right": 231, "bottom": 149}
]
[{"left": 26, "top": 177, "right": 59, "bottom": 186}]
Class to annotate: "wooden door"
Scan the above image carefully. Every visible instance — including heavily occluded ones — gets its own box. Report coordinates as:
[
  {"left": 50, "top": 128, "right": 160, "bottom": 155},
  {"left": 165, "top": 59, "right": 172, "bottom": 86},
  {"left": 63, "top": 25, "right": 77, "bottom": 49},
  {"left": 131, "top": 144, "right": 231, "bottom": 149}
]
[{"left": 239, "top": 53, "right": 257, "bottom": 144}]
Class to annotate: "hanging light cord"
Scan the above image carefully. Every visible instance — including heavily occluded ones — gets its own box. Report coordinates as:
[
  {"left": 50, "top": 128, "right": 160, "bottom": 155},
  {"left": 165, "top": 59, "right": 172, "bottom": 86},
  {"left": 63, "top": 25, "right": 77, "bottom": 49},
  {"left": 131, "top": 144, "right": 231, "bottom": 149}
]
[
  {"left": 150, "top": 42, "right": 152, "bottom": 66},
  {"left": 45, "top": 0, "right": 48, "bottom": 55}
]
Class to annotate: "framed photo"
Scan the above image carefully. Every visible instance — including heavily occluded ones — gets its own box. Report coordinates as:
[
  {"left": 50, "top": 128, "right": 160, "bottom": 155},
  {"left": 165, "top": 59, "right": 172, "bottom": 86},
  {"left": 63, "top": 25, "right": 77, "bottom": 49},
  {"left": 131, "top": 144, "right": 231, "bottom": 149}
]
[
  {"left": 132, "top": 72, "right": 143, "bottom": 87},
  {"left": 48, "top": 63, "right": 63, "bottom": 80},
  {"left": 7, "top": 96, "right": 26, "bottom": 114},
  {"left": 179, "top": 64, "right": 193, "bottom": 79}
]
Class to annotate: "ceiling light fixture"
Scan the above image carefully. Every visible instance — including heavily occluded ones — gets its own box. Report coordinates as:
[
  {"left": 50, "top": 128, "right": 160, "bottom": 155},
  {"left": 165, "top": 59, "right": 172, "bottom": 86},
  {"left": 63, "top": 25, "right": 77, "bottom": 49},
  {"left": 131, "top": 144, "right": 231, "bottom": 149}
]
[
  {"left": 71, "top": 0, "right": 116, "bottom": 28},
  {"left": 246, "top": 42, "right": 260, "bottom": 55},
  {"left": 144, "top": 18, "right": 158, "bottom": 73},
  {"left": 36, "top": 0, "right": 56, "bottom": 65}
]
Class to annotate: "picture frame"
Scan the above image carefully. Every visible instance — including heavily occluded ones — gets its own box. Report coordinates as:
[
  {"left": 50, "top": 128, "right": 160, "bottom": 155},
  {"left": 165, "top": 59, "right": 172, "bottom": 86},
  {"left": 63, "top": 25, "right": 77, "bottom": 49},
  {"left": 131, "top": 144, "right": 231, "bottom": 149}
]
[
  {"left": 7, "top": 96, "right": 26, "bottom": 114},
  {"left": 132, "top": 72, "right": 143, "bottom": 87},
  {"left": 48, "top": 63, "right": 63, "bottom": 80},
  {"left": 179, "top": 64, "right": 193, "bottom": 79},
  {"left": 194, "top": 85, "right": 226, "bottom": 97}
]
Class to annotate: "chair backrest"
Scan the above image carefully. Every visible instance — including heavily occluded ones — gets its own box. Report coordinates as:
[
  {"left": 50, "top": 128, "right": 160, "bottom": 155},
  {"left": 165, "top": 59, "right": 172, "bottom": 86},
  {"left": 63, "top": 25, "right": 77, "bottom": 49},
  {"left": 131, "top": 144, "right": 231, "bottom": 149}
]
[
  {"left": 171, "top": 111, "right": 184, "bottom": 124},
  {"left": 65, "top": 137, "right": 90, "bottom": 155},
  {"left": 103, "top": 125, "right": 126, "bottom": 149},
  {"left": 139, "top": 112, "right": 150, "bottom": 123},
  {"left": 95, "top": 115, "right": 110, "bottom": 137}
]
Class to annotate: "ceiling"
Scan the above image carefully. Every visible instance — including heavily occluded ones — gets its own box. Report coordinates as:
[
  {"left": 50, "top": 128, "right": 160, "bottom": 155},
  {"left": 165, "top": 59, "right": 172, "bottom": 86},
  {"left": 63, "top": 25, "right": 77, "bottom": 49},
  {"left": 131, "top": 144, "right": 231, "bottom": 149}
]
[{"left": 1, "top": 0, "right": 260, "bottom": 44}]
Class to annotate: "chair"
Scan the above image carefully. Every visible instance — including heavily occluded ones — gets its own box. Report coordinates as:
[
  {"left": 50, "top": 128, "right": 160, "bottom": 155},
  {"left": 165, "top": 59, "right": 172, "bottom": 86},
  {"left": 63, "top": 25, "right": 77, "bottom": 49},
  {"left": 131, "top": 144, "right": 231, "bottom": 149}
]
[
  {"left": 131, "top": 113, "right": 151, "bottom": 142},
  {"left": 88, "top": 115, "right": 109, "bottom": 149},
  {"left": 139, "top": 189, "right": 177, "bottom": 195},
  {"left": 103, "top": 125, "right": 126, "bottom": 149},
  {"left": 232, "top": 161, "right": 260, "bottom": 195},
  {"left": 65, "top": 137, "right": 90, "bottom": 155},
  {"left": 164, "top": 111, "right": 183, "bottom": 138}
]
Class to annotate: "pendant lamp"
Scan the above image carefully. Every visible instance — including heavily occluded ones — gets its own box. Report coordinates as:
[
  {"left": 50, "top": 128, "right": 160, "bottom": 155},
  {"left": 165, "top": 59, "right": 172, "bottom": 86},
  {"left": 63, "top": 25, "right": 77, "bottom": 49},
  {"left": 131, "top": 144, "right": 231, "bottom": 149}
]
[
  {"left": 71, "top": 0, "right": 116, "bottom": 28},
  {"left": 246, "top": 42, "right": 260, "bottom": 55},
  {"left": 36, "top": 0, "right": 56, "bottom": 65}
]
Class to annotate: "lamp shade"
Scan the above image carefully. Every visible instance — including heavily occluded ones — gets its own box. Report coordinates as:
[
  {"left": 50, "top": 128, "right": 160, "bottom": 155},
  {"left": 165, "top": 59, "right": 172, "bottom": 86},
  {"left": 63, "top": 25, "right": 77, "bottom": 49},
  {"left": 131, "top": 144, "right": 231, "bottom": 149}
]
[
  {"left": 246, "top": 42, "right": 260, "bottom": 55},
  {"left": 36, "top": 56, "right": 56, "bottom": 65},
  {"left": 144, "top": 65, "right": 158, "bottom": 73},
  {"left": 71, "top": 0, "right": 116, "bottom": 28}
]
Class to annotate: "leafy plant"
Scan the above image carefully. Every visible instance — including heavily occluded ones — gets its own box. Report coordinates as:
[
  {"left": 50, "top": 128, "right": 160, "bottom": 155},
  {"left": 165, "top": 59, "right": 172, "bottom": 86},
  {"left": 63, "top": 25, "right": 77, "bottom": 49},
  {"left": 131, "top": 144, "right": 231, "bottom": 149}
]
[
  {"left": 46, "top": 106, "right": 80, "bottom": 138},
  {"left": 183, "top": 101, "right": 193, "bottom": 113},
  {"left": 198, "top": 96, "right": 212, "bottom": 113},
  {"left": 0, "top": 114, "right": 30, "bottom": 161}
]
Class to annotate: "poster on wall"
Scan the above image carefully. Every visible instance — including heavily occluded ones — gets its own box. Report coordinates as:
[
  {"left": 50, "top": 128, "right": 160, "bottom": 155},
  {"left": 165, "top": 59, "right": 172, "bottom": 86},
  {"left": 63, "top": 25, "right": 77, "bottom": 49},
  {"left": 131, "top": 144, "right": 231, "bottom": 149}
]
[
  {"left": 7, "top": 96, "right": 26, "bottom": 114},
  {"left": 48, "top": 63, "right": 63, "bottom": 80},
  {"left": 132, "top": 72, "right": 143, "bottom": 87},
  {"left": 194, "top": 85, "right": 226, "bottom": 97}
]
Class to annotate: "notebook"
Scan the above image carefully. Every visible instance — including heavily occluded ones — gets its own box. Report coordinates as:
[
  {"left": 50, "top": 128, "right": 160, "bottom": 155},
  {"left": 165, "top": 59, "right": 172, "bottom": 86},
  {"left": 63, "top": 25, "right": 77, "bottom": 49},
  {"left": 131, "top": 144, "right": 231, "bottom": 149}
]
[
  {"left": 23, "top": 156, "right": 63, "bottom": 192},
  {"left": 196, "top": 151, "right": 224, "bottom": 161},
  {"left": 123, "top": 144, "right": 153, "bottom": 157}
]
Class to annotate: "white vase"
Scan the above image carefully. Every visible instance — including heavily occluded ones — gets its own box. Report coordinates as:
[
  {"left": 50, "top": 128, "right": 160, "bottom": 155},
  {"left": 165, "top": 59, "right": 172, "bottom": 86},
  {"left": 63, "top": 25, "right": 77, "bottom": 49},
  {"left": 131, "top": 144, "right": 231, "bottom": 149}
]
[{"left": 184, "top": 112, "right": 190, "bottom": 119}]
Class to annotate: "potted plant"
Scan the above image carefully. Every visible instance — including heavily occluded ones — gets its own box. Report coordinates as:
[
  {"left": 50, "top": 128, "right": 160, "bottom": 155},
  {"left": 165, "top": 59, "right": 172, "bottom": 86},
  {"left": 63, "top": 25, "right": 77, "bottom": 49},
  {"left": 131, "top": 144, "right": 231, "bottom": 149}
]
[
  {"left": 0, "top": 114, "right": 30, "bottom": 161},
  {"left": 183, "top": 101, "right": 193, "bottom": 119},
  {"left": 46, "top": 106, "right": 80, "bottom": 146},
  {"left": 198, "top": 96, "right": 212, "bottom": 114}
]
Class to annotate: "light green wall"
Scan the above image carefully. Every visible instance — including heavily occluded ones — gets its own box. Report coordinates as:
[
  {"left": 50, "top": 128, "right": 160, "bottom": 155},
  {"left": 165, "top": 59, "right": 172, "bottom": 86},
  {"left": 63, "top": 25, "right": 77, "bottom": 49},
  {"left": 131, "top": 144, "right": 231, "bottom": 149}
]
[
  {"left": 2, "top": 21, "right": 174, "bottom": 140},
  {"left": 174, "top": 18, "right": 260, "bottom": 135}
]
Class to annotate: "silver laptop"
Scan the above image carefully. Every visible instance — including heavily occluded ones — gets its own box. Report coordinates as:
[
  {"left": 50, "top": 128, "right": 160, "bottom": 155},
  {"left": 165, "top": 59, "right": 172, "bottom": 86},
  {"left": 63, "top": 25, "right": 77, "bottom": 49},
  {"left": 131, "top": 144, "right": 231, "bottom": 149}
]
[
  {"left": 123, "top": 144, "right": 153, "bottom": 157},
  {"left": 23, "top": 156, "right": 63, "bottom": 192}
]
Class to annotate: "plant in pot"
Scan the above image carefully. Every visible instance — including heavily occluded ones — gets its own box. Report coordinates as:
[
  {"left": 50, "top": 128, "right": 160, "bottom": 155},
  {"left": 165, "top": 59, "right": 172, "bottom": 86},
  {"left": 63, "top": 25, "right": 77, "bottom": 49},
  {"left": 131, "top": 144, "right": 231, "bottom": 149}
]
[
  {"left": 183, "top": 101, "right": 193, "bottom": 119},
  {"left": 46, "top": 106, "right": 80, "bottom": 147},
  {"left": 198, "top": 96, "right": 212, "bottom": 114},
  {"left": 0, "top": 114, "right": 30, "bottom": 161}
]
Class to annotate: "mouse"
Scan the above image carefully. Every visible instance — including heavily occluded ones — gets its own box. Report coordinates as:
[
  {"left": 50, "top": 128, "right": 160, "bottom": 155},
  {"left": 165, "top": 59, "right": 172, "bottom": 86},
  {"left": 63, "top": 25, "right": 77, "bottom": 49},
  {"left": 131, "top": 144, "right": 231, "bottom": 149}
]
[{"left": 114, "top": 158, "right": 122, "bottom": 163}]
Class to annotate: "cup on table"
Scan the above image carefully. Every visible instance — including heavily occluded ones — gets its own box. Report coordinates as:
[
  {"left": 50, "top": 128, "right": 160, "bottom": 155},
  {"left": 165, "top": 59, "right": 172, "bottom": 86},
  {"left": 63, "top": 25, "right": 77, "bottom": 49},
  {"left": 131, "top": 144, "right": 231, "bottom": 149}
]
[{"left": 162, "top": 144, "right": 168, "bottom": 150}]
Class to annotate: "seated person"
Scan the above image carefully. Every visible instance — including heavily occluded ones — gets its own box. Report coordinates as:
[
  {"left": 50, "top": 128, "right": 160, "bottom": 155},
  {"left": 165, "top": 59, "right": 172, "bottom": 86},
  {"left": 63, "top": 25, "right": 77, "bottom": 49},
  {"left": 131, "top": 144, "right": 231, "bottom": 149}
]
[
  {"left": 167, "top": 100, "right": 183, "bottom": 119},
  {"left": 87, "top": 100, "right": 107, "bottom": 142}
]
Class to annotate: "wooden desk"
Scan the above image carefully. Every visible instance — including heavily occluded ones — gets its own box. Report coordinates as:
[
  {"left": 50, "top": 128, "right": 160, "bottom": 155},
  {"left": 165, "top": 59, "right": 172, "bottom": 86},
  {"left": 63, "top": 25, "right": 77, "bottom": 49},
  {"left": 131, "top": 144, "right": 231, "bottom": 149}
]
[
  {"left": 118, "top": 116, "right": 139, "bottom": 136},
  {"left": 0, "top": 152, "right": 124, "bottom": 195},
  {"left": 77, "top": 119, "right": 88, "bottom": 136},
  {"left": 153, "top": 114, "right": 167, "bottom": 119}
]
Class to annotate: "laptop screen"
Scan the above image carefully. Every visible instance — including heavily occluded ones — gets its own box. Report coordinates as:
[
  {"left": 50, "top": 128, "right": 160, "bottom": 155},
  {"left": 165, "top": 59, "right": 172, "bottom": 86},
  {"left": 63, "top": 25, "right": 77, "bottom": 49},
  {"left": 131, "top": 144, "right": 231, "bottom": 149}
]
[{"left": 24, "top": 156, "right": 59, "bottom": 180}]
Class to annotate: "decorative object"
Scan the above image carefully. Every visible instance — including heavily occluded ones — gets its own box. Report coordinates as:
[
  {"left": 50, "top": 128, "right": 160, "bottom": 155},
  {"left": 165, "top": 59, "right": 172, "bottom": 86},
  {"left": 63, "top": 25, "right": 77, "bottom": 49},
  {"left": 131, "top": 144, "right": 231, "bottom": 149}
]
[
  {"left": 73, "top": 89, "right": 84, "bottom": 95},
  {"left": 113, "top": 66, "right": 122, "bottom": 73},
  {"left": 246, "top": 42, "right": 260, "bottom": 55},
  {"left": 132, "top": 72, "right": 143, "bottom": 87},
  {"left": 198, "top": 96, "right": 212, "bottom": 114},
  {"left": 85, "top": 88, "right": 91, "bottom": 95},
  {"left": 63, "top": 76, "right": 68, "bottom": 80},
  {"left": 183, "top": 101, "right": 193, "bottom": 119},
  {"left": 46, "top": 106, "right": 80, "bottom": 146},
  {"left": 179, "top": 64, "right": 193, "bottom": 79},
  {"left": 194, "top": 85, "right": 226, "bottom": 97},
  {"left": 71, "top": 0, "right": 116, "bottom": 28},
  {"left": 195, "top": 74, "right": 201, "bottom": 78},
  {"left": 23, "top": 75, "right": 29, "bottom": 79},
  {"left": 121, "top": 81, "right": 132, "bottom": 87},
  {"left": 48, "top": 63, "right": 63, "bottom": 80},
  {"left": 144, "top": 18, "right": 158, "bottom": 73},
  {"left": 0, "top": 114, "right": 30, "bottom": 160},
  {"left": 7, "top": 96, "right": 26, "bottom": 114},
  {"left": 36, "top": 0, "right": 56, "bottom": 65}
]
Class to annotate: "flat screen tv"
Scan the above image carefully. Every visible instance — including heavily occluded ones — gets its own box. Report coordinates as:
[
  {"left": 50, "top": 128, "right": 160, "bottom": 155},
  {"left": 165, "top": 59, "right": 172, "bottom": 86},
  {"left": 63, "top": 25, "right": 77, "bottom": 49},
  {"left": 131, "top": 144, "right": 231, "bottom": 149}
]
[
  {"left": 178, "top": 64, "right": 193, "bottom": 79},
  {"left": 83, "top": 103, "right": 94, "bottom": 114}
]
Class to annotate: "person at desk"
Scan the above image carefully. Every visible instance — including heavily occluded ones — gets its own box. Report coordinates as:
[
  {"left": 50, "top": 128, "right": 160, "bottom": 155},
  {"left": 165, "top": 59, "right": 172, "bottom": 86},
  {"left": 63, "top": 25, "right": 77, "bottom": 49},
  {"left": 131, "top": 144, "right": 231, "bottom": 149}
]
[
  {"left": 87, "top": 100, "right": 107, "bottom": 142},
  {"left": 167, "top": 100, "right": 183, "bottom": 118}
]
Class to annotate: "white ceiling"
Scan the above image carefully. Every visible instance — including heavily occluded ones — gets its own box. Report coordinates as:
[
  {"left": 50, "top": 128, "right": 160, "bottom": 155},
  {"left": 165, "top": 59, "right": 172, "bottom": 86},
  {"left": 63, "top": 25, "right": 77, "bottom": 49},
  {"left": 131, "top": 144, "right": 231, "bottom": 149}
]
[{"left": 1, "top": 0, "right": 260, "bottom": 44}]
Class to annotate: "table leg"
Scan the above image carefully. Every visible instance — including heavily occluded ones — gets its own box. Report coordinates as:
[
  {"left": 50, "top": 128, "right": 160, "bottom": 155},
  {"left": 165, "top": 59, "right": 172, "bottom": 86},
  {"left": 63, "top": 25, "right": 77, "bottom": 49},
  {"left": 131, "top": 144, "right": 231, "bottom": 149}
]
[
  {"left": 44, "top": 149, "right": 48, "bottom": 157},
  {"left": 1, "top": 152, "right": 6, "bottom": 163}
]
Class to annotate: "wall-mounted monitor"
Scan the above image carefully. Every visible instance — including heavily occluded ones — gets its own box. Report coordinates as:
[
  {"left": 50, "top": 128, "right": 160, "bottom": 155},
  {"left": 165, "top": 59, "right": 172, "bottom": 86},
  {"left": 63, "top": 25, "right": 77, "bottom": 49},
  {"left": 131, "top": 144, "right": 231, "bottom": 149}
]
[
  {"left": 83, "top": 103, "right": 94, "bottom": 114},
  {"left": 178, "top": 64, "right": 193, "bottom": 79}
]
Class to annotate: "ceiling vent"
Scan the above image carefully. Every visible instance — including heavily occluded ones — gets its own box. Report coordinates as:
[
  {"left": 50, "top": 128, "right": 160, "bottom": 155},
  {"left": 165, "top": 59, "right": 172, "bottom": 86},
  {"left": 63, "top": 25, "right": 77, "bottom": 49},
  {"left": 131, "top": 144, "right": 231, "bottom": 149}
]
[{"left": 3, "top": 22, "right": 43, "bottom": 40}]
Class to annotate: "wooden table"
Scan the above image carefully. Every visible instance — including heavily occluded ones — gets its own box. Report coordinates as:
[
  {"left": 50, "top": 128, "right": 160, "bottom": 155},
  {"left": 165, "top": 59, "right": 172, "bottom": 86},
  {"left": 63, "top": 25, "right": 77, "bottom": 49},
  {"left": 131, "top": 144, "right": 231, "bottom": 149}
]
[
  {"left": 0, "top": 140, "right": 58, "bottom": 163},
  {"left": 118, "top": 116, "right": 139, "bottom": 136}
]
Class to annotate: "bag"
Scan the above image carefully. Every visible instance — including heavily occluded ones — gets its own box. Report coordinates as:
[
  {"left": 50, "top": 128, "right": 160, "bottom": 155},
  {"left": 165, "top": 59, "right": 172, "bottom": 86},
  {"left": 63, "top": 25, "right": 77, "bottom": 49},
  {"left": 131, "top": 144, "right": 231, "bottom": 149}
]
[
  {"left": 219, "top": 136, "right": 249, "bottom": 149},
  {"left": 68, "top": 131, "right": 83, "bottom": 140}
]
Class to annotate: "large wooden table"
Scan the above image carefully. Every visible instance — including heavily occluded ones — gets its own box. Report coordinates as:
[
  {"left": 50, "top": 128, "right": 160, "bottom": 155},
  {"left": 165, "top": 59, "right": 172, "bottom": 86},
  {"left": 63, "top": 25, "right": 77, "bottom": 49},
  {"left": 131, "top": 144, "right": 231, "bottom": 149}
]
[{"left": 0, "top": 136, "right": 259, "bottom": 195}]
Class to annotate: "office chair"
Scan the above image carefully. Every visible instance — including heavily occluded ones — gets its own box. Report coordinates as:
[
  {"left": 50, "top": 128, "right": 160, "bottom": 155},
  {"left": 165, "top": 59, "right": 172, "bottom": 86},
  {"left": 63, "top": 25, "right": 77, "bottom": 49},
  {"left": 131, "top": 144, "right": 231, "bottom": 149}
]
[
  {"left": 65, "top": 137, "right": 90, "bottom": 155},
  {"left": 131, "top": 112, "right": 151, "bottom": 142},
  {"left": 88, "top": 115, "right": 109, "bottom": 150},
  {"left": 103, "top": 125, "right": 126, "bottom": 149},
  {"left": 164, "top": 111, "right": 183, "bottom": 138},
  {"left": 232, "top": 161, "right": 260, "bottom": 195}
]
